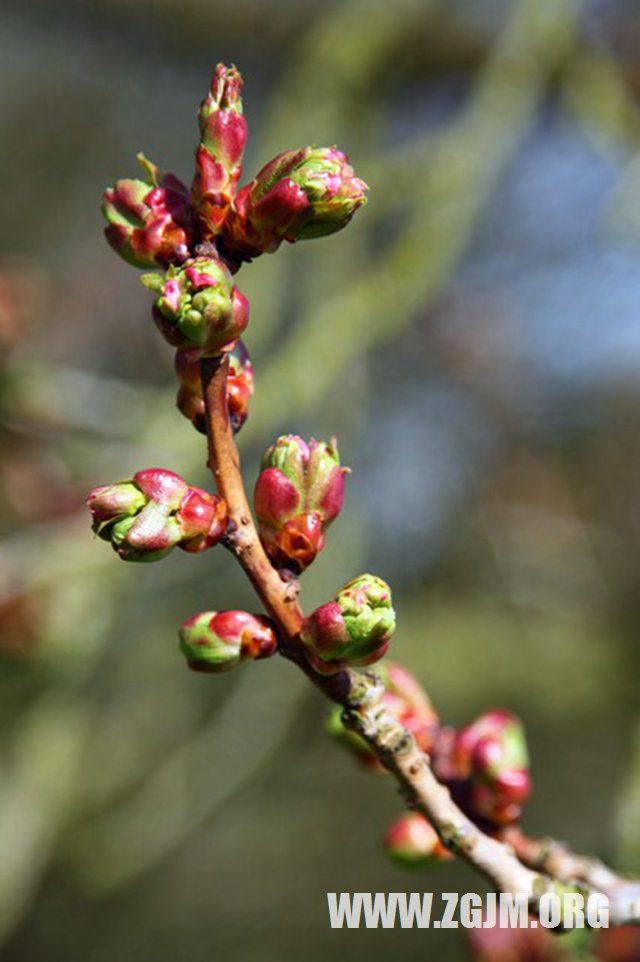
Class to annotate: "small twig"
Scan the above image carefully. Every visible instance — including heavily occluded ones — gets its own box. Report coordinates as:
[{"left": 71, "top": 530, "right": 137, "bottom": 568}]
[
  {"left": 200, "top": 353, "right": 305, "bottom": 643},
  {"left": 502, "top": 827, "right": 640, "bottom": 925},
  {"left": 199, "top": 354, "right": 361, "bottom": 703},
  {"left": 339, "top": 674, "right": 544, "bottom": 897},
  {"left": 199, "top": 352, "right": 640, "bottom": 925}
]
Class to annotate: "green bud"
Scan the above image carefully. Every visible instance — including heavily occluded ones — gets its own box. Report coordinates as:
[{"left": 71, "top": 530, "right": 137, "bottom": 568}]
[
  {"left": 178, "top": 610, "right": 278, "bottom": 673},
  {"left": 142, "top": 256, "right": 249, "bottom": 353},
  {"left": 337, "top": 574, "right": 396, "bottom": 658},
  {"left": 301, "top": 574, "right": 395, "bottom": 675}
]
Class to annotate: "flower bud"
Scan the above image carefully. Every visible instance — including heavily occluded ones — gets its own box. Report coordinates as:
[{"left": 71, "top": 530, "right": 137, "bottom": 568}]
[
  {"left": 226, "top": 340, "right": 254, "bottom": 433},
  {"left": 178, "top": 609, "right": 278, "bottom": 672},
  {"left": 102, "top": 154, "right": 192, "bottom": 269},
  {"left": 266, "top": 512, "right": 324, "bottom": 574},
  {"left": 108, "top": 501, "right": 182, "bottom": 562},
  {"left": 291, "top": 147, "right": 369, "bottom": 240},
  {"left": 254, "top": 435, "right": 347, "bottom": 574},
  {"left": 174, "top": 340, "right": 254, "bottom": 435},
  {"left": 141, "top": 256, "right": 248, "bottom": 353},
  {"left": 176, "top": 485, "right": 229, "bottom": 552},
  {"left": 191, "top": 64, "right": 248, "bottom": 235},
  {"left": 133, "top": 466, "right": 189, "bottom": 508},
  {"left": 384, "top": 813, "right": 452, "bottom": 869},
  {"left": 454, "top": 709, "right": 529, "bottom": 779},
  {"left": 468, "top": 771, "right": 532, "bottom": 827},
  {"left": 86, "top": 481, "right": 146, "bottom": 524},
  {"left": 222, "top": 146, "right": 368, "bottom": 261},
  {"left": 454, "top": 709, "right": 531, "bottom": 827},
  {"left": 301, "top": 574, "right": 395, "bottom": 674},
  {"left": 86, "top": 468, "right": 227, "bottom": 562}
]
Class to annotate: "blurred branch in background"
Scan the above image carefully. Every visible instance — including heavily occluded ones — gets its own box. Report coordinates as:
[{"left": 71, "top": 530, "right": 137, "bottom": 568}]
[
  {"left": 250, "top": 0, "right": 578, "bottom": 435},
  {"left": 64, "top": 667, "right": 307, "bottom": 894},
  {"left": 0, "top": 699, "right": 88, "bottom": 938}
]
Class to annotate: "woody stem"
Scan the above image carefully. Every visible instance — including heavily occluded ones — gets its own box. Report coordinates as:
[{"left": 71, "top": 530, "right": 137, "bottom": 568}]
[{"left": 199, "top": 352, "right": 640, "bottom": 924}]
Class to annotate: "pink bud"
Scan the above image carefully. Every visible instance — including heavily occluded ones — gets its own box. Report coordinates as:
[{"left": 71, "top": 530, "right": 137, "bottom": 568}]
[
  {"left": 454, "top": 708, "right": 531, "bottom": 827},
  {"left": 254, "top": 468, "right": 301, "bottom": 528},
  {"left": 211, "top": 610, "right": 277, "bottom": 660},
  {"left": 202, "top": 110, "right": 247, "bottom": 170},
  {"left": 468, "top": 783, "right": 525, "bottom": 827},
  {"left": 174, "top": 340, "right": 254, "bottom": 435},
  {"left": 384, "top": 812, "right": 452, "bottom": 868},
  {"left": 492, "top": 768, "right": 532, "bottom": 805},
  {"left": 454, "top": 709, "right": 525, "bottom": 777},
  {"left": 301, "top": 574, "right": 395, "bottom": 675},
  {"left": 178, "top": 486, "right": 228, "bottom": 552},
  {"left": 124, "top": 501, "right": 181, "bottom": 553},
  {"left": 268, "top": 512, "right": 324, "bottom": 573},
  {"left": 179, "top": 608, "right": 278, "bottom": 673},
  {"left": 102, "top": 168, "right": 193, "bottom": 270},
  {"left": 254, "top": 435, "right": 347, "bottom": 574},
  {"left": 163, "top": 279, "right": 181, "bottom": 312},
  {"left": 133, "top": 468, "right": 188, "bottom": 511},
  {"left": 191, "top": 64, "right": 248, "bottom": 236},
  {"left": 221, "top": 145, "right": 367, "bottom": 261},
  {"left": 86, "top": 482, "right": 145, "bottom": 524},
  {"left": 87, "top": 468, "right": 228, "bottom": 563},
  {"left": 472, "top": 736, "right": 504, "bottom": 774}
]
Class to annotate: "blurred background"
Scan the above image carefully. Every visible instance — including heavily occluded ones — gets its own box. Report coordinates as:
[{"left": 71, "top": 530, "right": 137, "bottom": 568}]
[{"left": 1, "top": 0, "right": 640, "bottom": 959}]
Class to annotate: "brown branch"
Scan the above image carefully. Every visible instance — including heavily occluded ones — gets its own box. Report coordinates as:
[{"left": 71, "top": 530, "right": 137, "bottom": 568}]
[
  {"left": 200, "top": 353, "right": 304, "bottom": 642},
  {"left": 502, "top": 827, "right": 640, "bottom": 925},
  {"left": 199, "top": 352, "right": 640, "bottom": 925},
  {"left": 338, "top": 673, "right": 543, "bottom": 897}
]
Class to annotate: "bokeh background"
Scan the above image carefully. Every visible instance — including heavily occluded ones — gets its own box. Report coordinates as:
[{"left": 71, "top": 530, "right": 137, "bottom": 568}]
[{"left": 1, "top": 0, "right": 640, "bottom": 959}]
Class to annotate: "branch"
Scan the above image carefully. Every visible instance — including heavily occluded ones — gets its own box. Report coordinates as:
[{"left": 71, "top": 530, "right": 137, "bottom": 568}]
[
  {"left": 200, "top": 353, "right": 304, "bottom": 642},
  {"left": 338, "top": 672, "right": 543, "bottom": 897},
  {"left": 502, "top": 827, "right": 640, "bottom": 926},
  {"left": 199, "top": 352, "right": 640, "bottom": 926}
]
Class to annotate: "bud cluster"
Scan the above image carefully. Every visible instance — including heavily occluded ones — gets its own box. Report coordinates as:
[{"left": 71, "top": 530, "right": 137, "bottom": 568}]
[
  {"left": 254, "top": 435, "right": 347, "bottom": 574},
  {"left": 175, "top": 340, "right": 254, "bottom": 435},
  {"left": 102, "top": 65, "right": 368, "bottom": 360},
  {"left": 221, "top": 147, "right": 368, "bottom": 261},
  {"left": 324, "top": 669, "right": 532, "bottom": 835},
  {"left": 93, "top": 65, "right": 541, "bottom": 883},
  {"left": 301, "top": 574, "right": 395, "bottom": 674},
  {"left": 86, "top": 468, "right": 227, "bottom": 562},
  {"left": 178, "top": 609, "right": 278, "bottom": 673},
  {"left": 141, "top": 256, "right": 249, "bottom": 354},
  {"left": 452, "top": 709, "right": 532, "bottom": 827}
]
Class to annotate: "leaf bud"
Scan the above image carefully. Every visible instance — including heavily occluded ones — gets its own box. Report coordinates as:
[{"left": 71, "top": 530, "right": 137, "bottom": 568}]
[
  {"left": 86, "top": 468, "right": 228, "bottom": 562},
  {"left": 102, "top": 155, "right": 192, "bottom": 269},
  {"left": 141, "top": 255, "right": 248, "bottom": 354},
  {"left": 178, "top": 609, "right": 278, "bottom": 672},
  {"left": 254, "top": 435, "right": 347, "bottom": 574},
  {"left": 222, "top": 146, "right": 368, "bottom": 261},
  {"left": 301, "top": 574, "right": 395, "bottom": 674}
]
